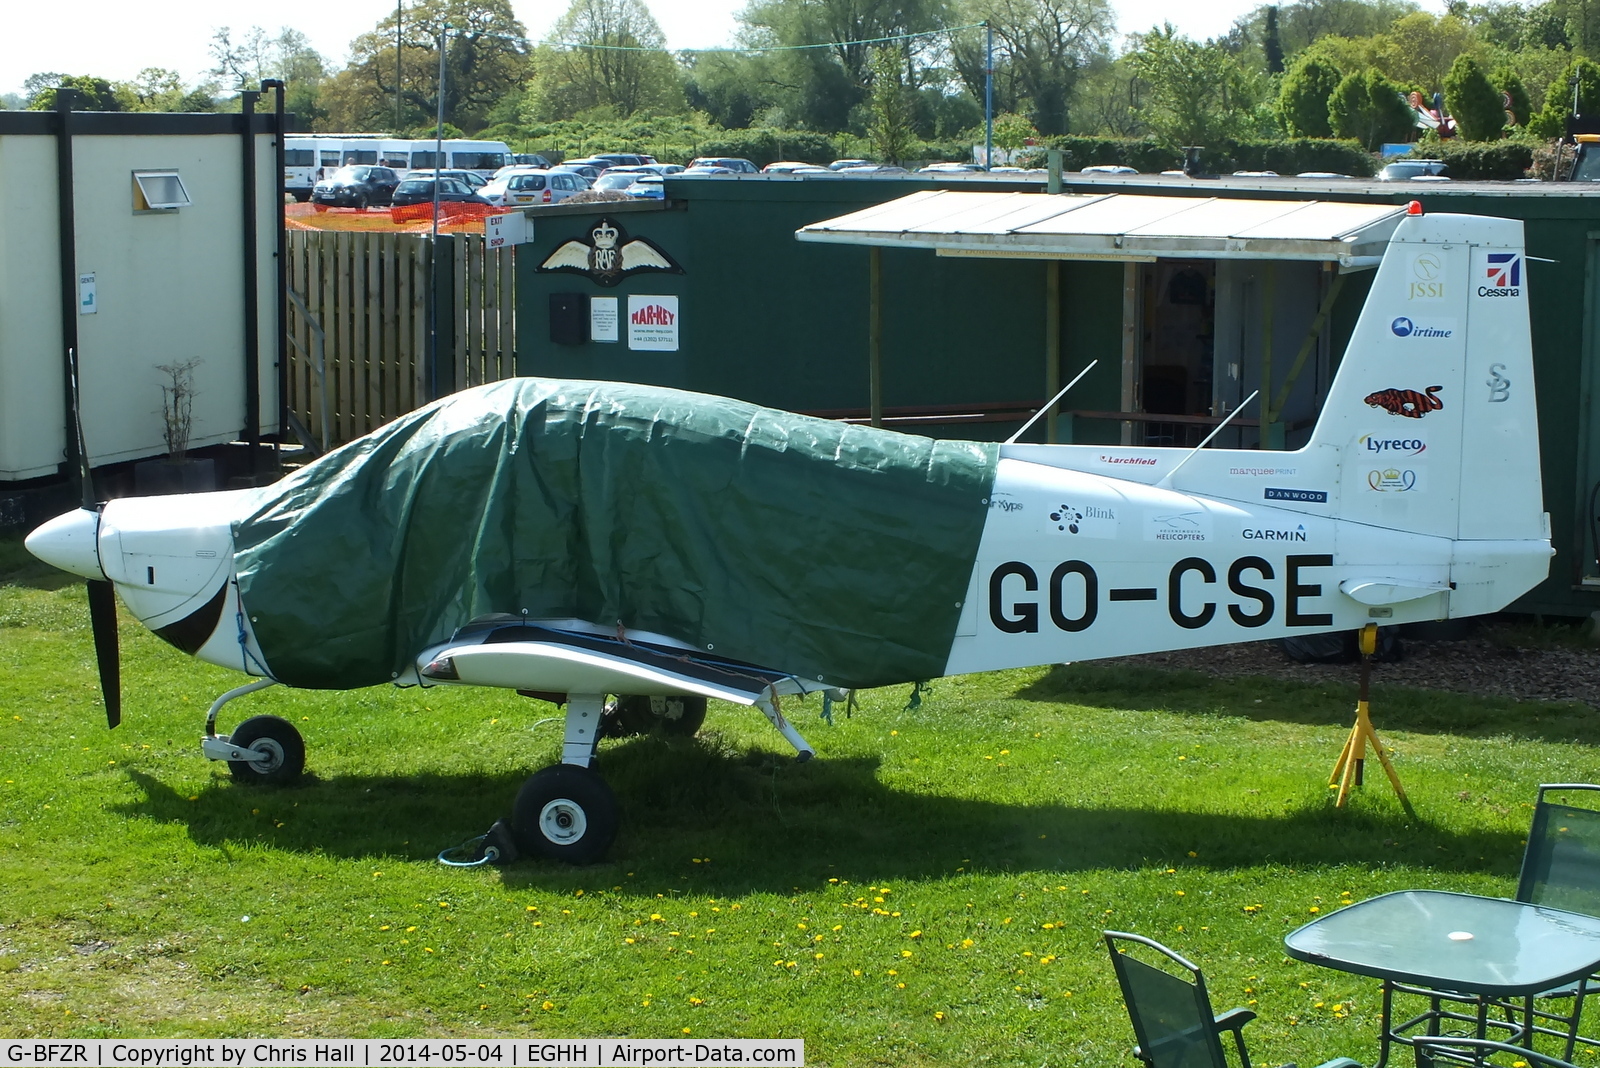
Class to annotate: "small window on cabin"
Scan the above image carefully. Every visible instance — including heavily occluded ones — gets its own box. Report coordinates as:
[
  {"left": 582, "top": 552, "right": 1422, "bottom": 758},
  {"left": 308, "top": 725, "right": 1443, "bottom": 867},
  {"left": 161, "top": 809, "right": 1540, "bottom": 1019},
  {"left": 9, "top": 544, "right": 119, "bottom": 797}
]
[{"left": 133, "top": 171, "right": 191, "bottom": 213}]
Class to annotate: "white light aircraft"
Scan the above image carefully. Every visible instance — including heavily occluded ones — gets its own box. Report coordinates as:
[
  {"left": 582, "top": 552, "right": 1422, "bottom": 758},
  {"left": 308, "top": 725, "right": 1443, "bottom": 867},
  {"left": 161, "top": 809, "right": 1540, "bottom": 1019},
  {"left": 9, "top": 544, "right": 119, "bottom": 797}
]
[{"left": 26, "top": 207, "right": 1549, "bottom": 863}]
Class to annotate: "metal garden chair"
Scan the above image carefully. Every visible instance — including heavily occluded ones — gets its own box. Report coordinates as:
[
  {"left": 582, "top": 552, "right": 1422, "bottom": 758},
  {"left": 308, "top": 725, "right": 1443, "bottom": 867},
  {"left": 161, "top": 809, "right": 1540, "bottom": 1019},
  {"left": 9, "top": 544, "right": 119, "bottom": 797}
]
[
  {"left": 1105, "top": 931, "right": 1363, "bottom": 1068},
  {"left": 1504, "top": 784, "right": 1600, "bottom": 1057}
]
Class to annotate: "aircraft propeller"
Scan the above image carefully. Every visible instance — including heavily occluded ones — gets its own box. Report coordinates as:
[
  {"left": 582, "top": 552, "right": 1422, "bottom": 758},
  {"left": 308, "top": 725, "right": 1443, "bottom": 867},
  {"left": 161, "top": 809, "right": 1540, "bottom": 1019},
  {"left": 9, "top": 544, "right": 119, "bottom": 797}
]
[{"left": 68, "top": 347, "right": 121, "bottom": 729}]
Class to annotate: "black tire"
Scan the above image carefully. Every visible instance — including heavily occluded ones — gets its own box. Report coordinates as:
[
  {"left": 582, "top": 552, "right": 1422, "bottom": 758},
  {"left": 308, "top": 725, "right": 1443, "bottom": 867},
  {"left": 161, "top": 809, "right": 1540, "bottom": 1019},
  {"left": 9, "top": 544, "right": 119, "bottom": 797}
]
[
  {"left": 227, "top": 715, "right": 306, "bottom": 785},
  {"left": 512, "top": 764, "right": 619, "bottom": 864},
  {"left": 603, "top": 695, "right": 708, "bottom": 738},
  {"left": 353, "top": 193, "right": 368, "bottom": 210}
]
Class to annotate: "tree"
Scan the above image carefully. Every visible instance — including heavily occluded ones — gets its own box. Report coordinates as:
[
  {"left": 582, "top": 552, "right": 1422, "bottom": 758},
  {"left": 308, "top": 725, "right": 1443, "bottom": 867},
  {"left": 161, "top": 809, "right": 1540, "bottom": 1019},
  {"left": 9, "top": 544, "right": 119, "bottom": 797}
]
[
  {"left": 29, "top": 75, "right": 121, "bottom": 111},
  {"left": 1374, "top": 12, "right": 1474, "bottom": 92},
  {"left": 956, "top": 0, "right": 1114, "bottom": 135},
  {"left": 741, "top": 0, "right": 951, "bottom": 99},
  {"left": 1277, "top": 55, "right": 1342, "bottom": 136},
  {"left": 335, "top": 0, "right": 531, "bottom": 133},
  {"left": 1530, "top": 56, "right": 1600, "bottom": 138},
  {"left": 1264, "top": 6, "right": 1285, "bottom": 74},
  {"left": 1443, "top": 54, "right": 1505, "bottom": 139},
  {"left": 867, "top": 46, "right": 917, "bottom": 161},
  {"left": 1070, "top": 53, "right": 1147, "bottom": 136},
  {"left": 527, "top": 0, "right": 684, "bottom": 120},
  {"left": 1328, "top": 67, "right": 1412, "bottom": 149},
  {"left": 1494, "top": 65, "right": 1531, "bottom": 128},
  {"left": 1127, "top": 24, "right": 1262, "bottom": 145}
]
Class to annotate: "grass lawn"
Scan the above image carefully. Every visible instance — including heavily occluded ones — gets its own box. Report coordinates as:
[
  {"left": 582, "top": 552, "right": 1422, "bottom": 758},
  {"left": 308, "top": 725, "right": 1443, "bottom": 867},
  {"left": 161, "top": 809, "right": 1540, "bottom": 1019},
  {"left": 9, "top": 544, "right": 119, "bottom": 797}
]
[{"left": 3, "top": 532, "right": 1598, "bottom": 1064}]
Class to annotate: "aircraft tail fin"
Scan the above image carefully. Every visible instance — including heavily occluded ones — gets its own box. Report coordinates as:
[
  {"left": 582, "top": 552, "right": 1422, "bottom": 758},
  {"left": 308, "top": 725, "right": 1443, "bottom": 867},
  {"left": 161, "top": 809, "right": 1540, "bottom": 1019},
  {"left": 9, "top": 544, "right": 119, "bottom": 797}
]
[{"left": 1307, "top": 210, "right": 1542, "bottom": 544}]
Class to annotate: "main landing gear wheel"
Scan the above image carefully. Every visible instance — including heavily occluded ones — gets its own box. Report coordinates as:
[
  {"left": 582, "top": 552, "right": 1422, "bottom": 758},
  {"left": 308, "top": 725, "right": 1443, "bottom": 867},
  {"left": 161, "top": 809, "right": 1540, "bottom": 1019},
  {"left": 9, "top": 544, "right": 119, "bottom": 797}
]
[
  {"left": 512, "top": 764, "right": 619, "bottom": 864},
  {"left": 602, "top": 695, "right": 708, "bottom": 738},
  {"left": 226, "top": 715, "right": 306, "bottom": 785}
]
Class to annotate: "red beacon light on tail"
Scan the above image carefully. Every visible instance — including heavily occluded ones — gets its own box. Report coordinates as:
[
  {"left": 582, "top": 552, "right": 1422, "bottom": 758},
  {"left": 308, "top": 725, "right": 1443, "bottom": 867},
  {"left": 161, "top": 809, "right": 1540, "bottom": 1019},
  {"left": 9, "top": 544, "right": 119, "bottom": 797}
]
[{"left": 1407, "top": 200, "right": 1423, "bottom": 215}]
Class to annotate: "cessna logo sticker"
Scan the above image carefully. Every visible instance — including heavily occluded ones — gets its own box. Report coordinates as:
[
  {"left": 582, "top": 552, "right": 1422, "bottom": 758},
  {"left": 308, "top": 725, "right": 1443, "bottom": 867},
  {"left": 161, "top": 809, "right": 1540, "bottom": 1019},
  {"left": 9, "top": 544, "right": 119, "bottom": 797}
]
[{"left": 537, "top": 218, "right": 683, "bottom": 287}]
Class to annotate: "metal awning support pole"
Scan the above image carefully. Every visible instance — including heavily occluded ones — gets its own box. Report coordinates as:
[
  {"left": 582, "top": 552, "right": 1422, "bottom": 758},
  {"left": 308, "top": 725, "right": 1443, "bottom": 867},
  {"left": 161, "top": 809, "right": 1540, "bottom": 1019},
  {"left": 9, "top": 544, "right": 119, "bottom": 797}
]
[
  {"left": 1120, "top": 262, "right": 1138, "bottom": 445},
  {"left": 869, "top": 247, "right": 883, "bottom": 428},
  {"left": 54, "top": 90, "right": 80, "bottom": 487},
  {"left": 983, "top": 22, "right": 993, "bottom": 171},
  {"left": 240, "top": 90, "right": 261, "bottom": 475},
  {"left": 1045, "top": 260, "right": 1060, "bottom": 442},
  {"left": 1259, "top": 266, "right": 1277, "bottom": 450}
]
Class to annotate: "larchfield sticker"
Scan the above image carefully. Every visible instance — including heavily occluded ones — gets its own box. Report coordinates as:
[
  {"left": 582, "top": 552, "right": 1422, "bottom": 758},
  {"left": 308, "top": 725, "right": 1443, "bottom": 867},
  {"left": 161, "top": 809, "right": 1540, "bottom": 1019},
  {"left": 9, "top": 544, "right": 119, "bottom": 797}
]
[
  {"left": 1264, "top": 487, "right": 1329, "bottom": 503},
  {"left": 1365, "top": 386, "right": 1443, "bottom": 419},
  {"left": 1098, "top": 454, "right": 1157, "bottom": 467}
]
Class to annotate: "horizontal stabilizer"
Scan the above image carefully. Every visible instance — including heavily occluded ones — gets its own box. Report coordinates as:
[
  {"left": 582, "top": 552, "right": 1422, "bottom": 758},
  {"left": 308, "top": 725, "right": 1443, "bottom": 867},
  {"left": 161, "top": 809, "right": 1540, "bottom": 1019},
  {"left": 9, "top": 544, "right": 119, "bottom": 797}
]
[{"left": 1338, "top": 579, "right": 1452, "bottom": 606}]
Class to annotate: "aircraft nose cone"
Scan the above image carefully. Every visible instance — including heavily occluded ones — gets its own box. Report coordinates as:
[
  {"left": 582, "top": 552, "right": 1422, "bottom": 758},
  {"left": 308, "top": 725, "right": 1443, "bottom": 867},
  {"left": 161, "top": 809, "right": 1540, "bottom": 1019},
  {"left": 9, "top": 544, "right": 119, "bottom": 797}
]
[{"left": 25, "top": 508, "right": 105, "bottom": 581}]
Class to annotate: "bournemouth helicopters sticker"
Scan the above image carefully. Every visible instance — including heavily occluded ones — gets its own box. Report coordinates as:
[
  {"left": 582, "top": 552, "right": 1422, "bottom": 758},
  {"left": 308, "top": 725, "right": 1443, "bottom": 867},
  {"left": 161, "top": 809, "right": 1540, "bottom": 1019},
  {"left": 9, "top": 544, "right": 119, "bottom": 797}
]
[{"left": 537, "top": 218, "right": 683, "bottom": 287}]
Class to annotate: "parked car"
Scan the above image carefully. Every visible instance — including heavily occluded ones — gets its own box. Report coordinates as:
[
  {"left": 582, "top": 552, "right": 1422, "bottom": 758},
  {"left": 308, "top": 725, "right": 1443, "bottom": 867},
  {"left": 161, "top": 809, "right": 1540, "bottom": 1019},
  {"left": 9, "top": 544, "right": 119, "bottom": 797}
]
[
  {"left": 763, "top": 161, "right": 819, "bottom": 173},
  {"left": 592, "top": 171, "right": 645, "bottom": 193},
  {"left": 625, "top": 175, "right": 666, "bottom": 199},
  {"left": 406, "top": 168, "right": 489, "bottom": 190},
  {"left": 512, "top": 153, "right": 553, "bottom": 168},
  {"left": 390, "top": 177, "right": 491, "bottom": 207},
  {"left": 311, "top": 165, "right": 401, "bottom": 208},
  {"left": 918, "top": 162, "right": 980, "bottom": 174},
  {"left": 550, "top": 163, "right": 602, "bottom": 181},
  {"left": 479, "top": 169, "right": 588, "bottom": 207},
  {"left": 687, "top": 156, "right": 759, "bottom": 173},
  {"left": 836, "top": 164, "right": 908, "bottom": 175},
  {"left": 1379, "top": 159, "right": 1449, "bottom": 181},
  {"left": 680, "top": 165, "right": 735, "bottom": 175},
  {"left": 593, "top": 152, "right": 658, "bottom": 168},
  {"left": 1296, "top": 171, "right": 1351, "bottom": 179},
  {"left": 1080, "top": 164, "right": 1137, "bottom": 175},
  {"left": 564, "top": 157, "right": 620, "bottom": 173},
  {"left": 829, "top": 159, "right": 874, "bottom": 170}
]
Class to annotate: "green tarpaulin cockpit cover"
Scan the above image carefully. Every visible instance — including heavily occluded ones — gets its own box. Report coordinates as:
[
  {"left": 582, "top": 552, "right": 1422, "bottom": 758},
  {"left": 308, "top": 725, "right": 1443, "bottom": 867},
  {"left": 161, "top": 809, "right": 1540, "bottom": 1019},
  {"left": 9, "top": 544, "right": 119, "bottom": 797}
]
[{"left": 231, "top": 379, "right": 999, "bottom": 691}]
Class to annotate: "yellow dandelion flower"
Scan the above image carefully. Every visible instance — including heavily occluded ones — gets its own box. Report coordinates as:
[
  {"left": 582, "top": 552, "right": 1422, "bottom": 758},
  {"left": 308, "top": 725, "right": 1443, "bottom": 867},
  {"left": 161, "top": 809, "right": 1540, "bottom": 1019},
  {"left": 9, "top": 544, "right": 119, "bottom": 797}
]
[
  {"left": 542, "top": 1001, "right": 555, "bottom": 1011},
  {"left": 909, "top": 930, "right": 922, "bottom": 938},
  {"left": 934, "top": 1011, "right": 946, "bottom": 1021}
]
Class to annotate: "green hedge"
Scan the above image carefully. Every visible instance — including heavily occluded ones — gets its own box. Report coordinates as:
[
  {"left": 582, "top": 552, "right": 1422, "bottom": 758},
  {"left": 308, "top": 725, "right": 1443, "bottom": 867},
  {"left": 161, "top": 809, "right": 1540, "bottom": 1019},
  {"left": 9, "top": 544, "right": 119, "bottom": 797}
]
[
  {"left": 693, "top": 130, "right": 838, "bottom": 166},
  {"left": 1019, "top": 137, "right": 1375, "bottom": 177},
  {"left": 1427, "top": 140, "right": 1534, "bottom": 180}
]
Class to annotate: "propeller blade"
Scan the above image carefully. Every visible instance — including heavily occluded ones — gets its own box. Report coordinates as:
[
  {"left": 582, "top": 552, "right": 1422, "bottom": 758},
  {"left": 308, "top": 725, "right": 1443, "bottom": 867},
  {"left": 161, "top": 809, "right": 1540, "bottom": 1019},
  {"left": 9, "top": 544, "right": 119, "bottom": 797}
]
[
  {"left": 68, "top": 347, "right": 95, "bottom": 510},
  {"left": 86, "top": 579, "right": 121, "bottom": 729}
]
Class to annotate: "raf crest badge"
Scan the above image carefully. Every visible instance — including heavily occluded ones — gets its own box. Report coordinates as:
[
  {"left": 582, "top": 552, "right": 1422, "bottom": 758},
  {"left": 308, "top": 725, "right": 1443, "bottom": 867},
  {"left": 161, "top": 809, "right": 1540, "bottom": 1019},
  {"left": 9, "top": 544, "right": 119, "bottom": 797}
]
[{"left": 536, "top": 218, "right": 683, "bottom": 287}]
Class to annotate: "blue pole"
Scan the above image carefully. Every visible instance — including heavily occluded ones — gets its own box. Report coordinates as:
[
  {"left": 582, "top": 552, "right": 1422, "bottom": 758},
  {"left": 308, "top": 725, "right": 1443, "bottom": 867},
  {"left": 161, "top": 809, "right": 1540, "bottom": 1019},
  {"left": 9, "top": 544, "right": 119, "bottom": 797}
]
[{"left": 983, "top": 22, "right": 993, "bottom": 171}]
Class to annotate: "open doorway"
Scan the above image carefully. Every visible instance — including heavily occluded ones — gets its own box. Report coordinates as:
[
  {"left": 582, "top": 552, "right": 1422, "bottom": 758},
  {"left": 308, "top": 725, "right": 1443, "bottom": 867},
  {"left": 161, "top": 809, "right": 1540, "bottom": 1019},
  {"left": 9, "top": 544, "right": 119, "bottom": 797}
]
[{"left": 1138, "top": 260, "right": 1217, "bottom": 446}]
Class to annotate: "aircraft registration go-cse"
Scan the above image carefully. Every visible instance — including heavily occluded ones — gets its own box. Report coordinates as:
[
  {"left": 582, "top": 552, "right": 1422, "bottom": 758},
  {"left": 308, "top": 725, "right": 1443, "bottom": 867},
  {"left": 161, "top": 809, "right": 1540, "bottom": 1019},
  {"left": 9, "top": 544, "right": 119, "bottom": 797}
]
[{"left": 26, "top": 206, "right": 1551, "bottom": 864}]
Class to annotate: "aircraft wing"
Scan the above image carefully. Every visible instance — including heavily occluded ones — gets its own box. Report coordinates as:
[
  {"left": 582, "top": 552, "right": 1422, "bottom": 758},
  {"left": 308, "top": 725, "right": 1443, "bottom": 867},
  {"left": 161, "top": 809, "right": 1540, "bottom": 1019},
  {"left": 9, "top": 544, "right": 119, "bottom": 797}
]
[
  {"left": 415, "top": 623, "right": 802, "bottom": 705},
  {"left": 541, "top": 241, "right": 591, "bottom": 270}
]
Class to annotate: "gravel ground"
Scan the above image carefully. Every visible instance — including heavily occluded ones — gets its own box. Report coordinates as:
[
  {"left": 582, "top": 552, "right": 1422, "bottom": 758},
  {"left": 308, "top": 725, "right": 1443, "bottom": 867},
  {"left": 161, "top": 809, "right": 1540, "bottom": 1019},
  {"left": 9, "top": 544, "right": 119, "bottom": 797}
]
[{"left": 1098, "top": 622, "right": 1600, "bottom": 707}]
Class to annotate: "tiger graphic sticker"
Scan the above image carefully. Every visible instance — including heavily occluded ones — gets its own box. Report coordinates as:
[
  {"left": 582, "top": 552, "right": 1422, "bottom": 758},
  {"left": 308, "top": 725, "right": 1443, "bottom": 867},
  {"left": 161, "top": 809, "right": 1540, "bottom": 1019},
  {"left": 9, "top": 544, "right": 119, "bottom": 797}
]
[{"left": 1364, "top": 386, "right": 1443, "bottom": 419}]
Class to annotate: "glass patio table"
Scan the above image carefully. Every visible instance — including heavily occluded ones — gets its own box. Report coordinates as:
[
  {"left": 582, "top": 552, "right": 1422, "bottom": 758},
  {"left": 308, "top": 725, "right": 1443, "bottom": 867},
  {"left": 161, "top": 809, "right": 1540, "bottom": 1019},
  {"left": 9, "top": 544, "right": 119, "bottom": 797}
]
[{"left": 1284, "top": 890, "right": 1600, "bottom": 1068}]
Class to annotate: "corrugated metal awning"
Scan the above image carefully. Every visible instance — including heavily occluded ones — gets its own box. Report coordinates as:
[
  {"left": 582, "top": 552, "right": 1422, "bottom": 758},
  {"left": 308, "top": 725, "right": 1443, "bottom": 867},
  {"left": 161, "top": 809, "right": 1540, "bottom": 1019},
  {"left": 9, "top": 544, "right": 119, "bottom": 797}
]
[{"left": 796, "top": 190, "right": 1406, "bottom": 266}]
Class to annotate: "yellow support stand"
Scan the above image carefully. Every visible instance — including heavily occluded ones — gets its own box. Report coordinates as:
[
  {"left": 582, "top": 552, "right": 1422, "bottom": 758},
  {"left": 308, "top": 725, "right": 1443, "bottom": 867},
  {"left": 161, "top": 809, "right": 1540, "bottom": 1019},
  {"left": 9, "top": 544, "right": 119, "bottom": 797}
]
[{"left": 1329, "top": 623, "right": 1417, "bottom": 818}]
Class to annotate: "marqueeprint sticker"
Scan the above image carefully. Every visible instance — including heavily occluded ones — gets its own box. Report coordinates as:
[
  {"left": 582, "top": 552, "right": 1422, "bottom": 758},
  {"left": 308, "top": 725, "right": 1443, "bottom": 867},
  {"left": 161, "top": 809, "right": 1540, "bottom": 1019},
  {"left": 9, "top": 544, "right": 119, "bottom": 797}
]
[
  {"left": 1365, "top": 386, "right": 1443, "bottom": 419},
  {"left": 537, "top": 218, "right": 683, "bottom": 287}
]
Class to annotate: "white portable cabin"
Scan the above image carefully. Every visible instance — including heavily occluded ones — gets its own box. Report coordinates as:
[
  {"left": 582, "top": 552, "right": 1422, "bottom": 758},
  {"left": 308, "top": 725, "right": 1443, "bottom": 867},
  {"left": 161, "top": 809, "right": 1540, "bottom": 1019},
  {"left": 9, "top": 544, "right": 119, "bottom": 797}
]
[{"left": 0, "top": 97, "right": 286, "bottom": 482}]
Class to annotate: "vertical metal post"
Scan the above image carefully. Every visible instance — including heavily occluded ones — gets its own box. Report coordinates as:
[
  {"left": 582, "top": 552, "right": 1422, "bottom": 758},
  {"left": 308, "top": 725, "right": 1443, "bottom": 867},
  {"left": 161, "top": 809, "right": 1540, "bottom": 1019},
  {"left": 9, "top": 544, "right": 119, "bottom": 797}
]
[
  {"left": 427, "top": 26, "right": 447, "bottom": 400},
  {"left": 983, "top": 22, "right": 994, "bottom": 172},
  {"left": 869, "top": 247, "right": 883, "bottom": 428},
  {"left": 1045, "top": 260, "right": 1060, "bottom": 443},
  {"left": 54, "top": 90, "right": 80, "bottom": 484},
  {"left": 241, "top": 90, "right": 261, "bottom": 472},
  {"left": 263, "top": 79, "right": 289, "bottom": 470},
  {"left": 1047, "top": 148, "right": 1062, "bottom": 193},
  {"left": 1260, "top": 266, "right": 1275, "bottom": 450},
  {"left": 1120, "top": 261, "right": 1138, "bottom": 445}
]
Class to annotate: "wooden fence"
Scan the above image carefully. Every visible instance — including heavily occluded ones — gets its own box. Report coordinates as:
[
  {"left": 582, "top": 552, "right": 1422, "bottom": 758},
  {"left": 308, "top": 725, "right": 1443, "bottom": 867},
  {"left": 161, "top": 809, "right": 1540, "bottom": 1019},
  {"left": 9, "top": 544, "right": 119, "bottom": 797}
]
[{"left": 284, "top": 231, "right": 517, "bottom": 450}]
